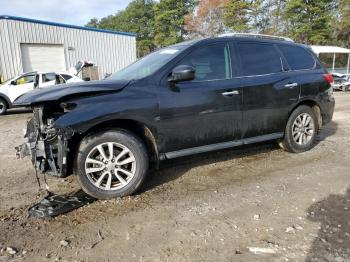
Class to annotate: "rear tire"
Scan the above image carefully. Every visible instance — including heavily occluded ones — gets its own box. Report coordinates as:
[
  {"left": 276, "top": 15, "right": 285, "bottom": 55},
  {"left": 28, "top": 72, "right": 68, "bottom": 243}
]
[
  {"left": 279, "top": 105, "right": 318, "bottom": 153},
  {"left": 0, "top": 98, "right": 8, "bottom": 115},
  {"left": 76, "top": 129, "right": 149, "bottom": 199}
]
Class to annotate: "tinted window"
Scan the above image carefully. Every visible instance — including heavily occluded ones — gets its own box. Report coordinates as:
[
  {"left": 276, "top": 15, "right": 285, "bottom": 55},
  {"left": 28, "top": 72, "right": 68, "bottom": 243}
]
[
  {"left": 61, "top": 74, "right": 73, "bottom": 81},
  {"left": 237, "top": 43, "right": 282, "bottom": 76},
  {"left": 178, "top": 44, "right": 231, "bottom": 81},
  {"left": 278, "top": 44, "right": 316, "bottom": 70}
]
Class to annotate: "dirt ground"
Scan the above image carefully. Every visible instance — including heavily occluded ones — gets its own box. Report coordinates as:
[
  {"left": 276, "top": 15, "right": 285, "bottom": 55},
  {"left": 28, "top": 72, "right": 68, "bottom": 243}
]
[{"left": 0, "top": 92, "right": 349, "bottom": 262}]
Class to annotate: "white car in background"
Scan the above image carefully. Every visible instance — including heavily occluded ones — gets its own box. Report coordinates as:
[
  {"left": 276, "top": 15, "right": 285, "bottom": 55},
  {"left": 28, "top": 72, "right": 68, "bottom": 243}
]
[{"left": 0, "top": 71, "right": 82, "bottom": 115}]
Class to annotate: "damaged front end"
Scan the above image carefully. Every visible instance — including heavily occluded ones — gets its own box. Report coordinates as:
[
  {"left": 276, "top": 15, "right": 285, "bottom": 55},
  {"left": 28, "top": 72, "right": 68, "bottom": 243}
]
[{"left": 15, "top": 105, "right": 73, "bottom": 178}]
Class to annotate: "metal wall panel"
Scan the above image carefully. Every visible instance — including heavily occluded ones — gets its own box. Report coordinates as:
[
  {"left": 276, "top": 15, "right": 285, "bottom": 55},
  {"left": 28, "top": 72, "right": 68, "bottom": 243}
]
[{"left": 0, "top": 18, "right": 136, "bottom": 81}]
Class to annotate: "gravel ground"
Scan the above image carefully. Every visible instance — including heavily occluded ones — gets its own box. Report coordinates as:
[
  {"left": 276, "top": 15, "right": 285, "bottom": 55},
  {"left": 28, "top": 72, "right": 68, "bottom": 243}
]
[{"left": 0, "top": 93, "right": 349, "bottom": 262}]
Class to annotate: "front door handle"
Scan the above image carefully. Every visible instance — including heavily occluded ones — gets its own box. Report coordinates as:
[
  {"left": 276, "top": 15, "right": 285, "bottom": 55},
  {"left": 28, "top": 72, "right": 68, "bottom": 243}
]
[
  {"left": 285, "top": 83, "right": 298, "bottom": 88},
  {"left": 222, "top": 90, "right": 240, "bottom": 96}
]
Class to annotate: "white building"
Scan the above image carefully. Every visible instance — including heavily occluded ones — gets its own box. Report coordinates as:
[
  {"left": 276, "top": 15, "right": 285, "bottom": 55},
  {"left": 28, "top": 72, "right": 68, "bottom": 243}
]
[{"left": 0, "top": 15, "right": 137, "bottom": 81}]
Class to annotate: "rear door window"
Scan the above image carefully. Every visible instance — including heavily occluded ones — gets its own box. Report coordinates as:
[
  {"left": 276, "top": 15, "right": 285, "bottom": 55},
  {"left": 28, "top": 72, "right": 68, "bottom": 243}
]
[
  {"left": 42, "top": 73, "right": 56, "bottom": 83},
  {"left": 237, "top": 42, "right": 283, "bottom": 76},
  {"left": 278, "top": 44, "right": 316, "bottom": 70}
]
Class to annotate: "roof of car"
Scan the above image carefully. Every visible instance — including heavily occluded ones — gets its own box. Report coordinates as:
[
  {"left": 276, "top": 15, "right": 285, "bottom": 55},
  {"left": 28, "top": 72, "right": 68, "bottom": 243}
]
[
  {"left": 177, "top": 35, "right": 308, "bottom": 50},
  {"left": 18, "top": 71, "right": 76, "bottom": 77}
]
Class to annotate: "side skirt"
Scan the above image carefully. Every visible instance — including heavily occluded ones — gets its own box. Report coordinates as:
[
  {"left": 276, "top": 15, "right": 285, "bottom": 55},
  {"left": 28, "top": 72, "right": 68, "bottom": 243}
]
[{"left": 162, "top": 132, "right": 283, "bottom": 159}]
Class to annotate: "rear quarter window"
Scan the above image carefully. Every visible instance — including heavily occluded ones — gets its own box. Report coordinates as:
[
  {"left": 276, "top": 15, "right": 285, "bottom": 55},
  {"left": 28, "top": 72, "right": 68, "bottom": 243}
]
[
  {"left": 61, "top": 74, "right": 73, "bottom": 81},
  {"left": 278, "top": 44, "right": 316, "bottom": 70}
]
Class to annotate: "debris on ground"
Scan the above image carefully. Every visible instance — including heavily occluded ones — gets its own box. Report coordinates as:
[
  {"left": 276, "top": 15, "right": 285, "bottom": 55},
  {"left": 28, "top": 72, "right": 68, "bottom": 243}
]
[
  {"left": 89, "top": 230, "right": 104, "bottom": 249},
  {"left": 6, "top": 247, "right": 17, "bottom": 255},
  {"left": 247, "top": 246, "right": 277, "bottom": 254},
  {"left": 285, "top": 227, "right": 296, "bottom": 234},
  {"left": 28, "top": 191, "right": 95, "bottom": 218},
  {"left": 294, "top": 224, "right": 303, "bottom": 230},
  {"left": 60, "top": 240, "right": 69, "bottom": 247}
]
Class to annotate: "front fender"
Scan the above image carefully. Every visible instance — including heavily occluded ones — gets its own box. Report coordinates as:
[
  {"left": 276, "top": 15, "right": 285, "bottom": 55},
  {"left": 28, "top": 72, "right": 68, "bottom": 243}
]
[{"left": 54, "top": 90, "right": 158, "bottom": 134}]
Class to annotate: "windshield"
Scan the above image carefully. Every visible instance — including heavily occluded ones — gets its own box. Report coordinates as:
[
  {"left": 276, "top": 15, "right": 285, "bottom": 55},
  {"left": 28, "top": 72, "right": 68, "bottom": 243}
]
[
  {"left": 108, "top": 46, "right": 187, "bottom": 81},
  {"left": 1, "top": 74, "right": 20, "bottom": 85},
  {"left": 1, "top": 78, "right": 12, "bottom": 85}
]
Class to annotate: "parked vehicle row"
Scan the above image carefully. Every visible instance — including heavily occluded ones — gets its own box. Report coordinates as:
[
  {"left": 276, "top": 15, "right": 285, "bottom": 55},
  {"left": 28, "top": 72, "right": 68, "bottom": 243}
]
[
  {"left": 14, "top": 35, "right": 335, "bottom": 199},
  {"left": 0, "top": 71, "right": 82, "bottom": 115},
  {"left": 0, "top": 61, "right": 96, "bottom": 115},
  {"left": 332, "top": 73, "right": 350, "bottom": 92}
]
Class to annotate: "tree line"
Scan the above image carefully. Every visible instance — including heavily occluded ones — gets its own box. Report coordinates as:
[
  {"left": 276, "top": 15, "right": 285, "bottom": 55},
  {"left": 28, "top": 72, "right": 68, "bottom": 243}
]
[{"left": 86, "top": 0, "right": 350, "bottom": 57}]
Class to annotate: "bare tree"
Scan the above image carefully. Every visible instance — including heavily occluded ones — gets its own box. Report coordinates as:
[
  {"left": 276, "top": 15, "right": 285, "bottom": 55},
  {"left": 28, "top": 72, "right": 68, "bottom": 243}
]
[{"left": 185, "top": 0, "right": 228, "bottom": 39}]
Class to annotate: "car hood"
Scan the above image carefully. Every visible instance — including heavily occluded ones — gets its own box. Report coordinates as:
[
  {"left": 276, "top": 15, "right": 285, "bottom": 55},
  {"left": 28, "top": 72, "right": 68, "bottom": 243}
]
[{"left": 13, "top": 80, "right": 130, "bottom": 106}]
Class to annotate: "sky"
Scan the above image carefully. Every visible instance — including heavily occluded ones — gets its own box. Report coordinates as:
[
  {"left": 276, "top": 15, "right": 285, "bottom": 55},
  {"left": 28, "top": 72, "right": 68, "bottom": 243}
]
[{"left": 0, "top": 0, "right": 132, "bottom": 26}]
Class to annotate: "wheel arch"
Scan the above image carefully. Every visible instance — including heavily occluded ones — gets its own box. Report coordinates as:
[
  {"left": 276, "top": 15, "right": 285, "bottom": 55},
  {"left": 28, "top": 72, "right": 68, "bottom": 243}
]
[
  {"left": 70, "top": 119, "right": 159, "bottom": 170},
  {"left": 0, "top": 93, "right": 12, "bottom": 109},
  {"left": 289, "top": 99, "right": 322, "bottom": 130}
]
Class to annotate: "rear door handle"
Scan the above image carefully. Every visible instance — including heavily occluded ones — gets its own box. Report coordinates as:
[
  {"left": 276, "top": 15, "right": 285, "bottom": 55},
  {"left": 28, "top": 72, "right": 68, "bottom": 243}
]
[
  {"left": 285, "top": 83, "right": 298, "bottom": 88},
  {"left": 222, "top": 90, "right": 240, "bottom": 96}
]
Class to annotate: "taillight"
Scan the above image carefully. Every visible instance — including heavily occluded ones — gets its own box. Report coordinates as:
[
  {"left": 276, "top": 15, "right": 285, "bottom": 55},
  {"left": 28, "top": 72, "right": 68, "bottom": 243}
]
[{"left": 323, "top": 74, "right": 334, "bottom": 85}]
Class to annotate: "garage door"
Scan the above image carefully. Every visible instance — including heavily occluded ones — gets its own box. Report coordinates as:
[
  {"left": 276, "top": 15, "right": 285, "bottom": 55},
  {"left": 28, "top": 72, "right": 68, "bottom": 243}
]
[{"left": 21, "top": 44, "right": 66, "bottom": 72}]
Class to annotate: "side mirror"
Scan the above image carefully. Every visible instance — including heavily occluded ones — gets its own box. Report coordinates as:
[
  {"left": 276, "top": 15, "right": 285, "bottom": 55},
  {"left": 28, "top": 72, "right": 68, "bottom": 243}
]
[
  {"left": 169, "top": 65, "right": 195, "bottom": 83},
  {"left": 10, "top": 80, "right": 17, "bottom": 85}
]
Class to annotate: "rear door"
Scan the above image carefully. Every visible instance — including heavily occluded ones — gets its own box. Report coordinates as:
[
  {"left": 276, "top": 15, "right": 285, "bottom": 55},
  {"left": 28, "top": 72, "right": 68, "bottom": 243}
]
[
  {"left": 277, "top": 44, "right": 321, "bottom": 98},
  {"left": 40, "top": 73, "right": 56, "bottom": 88},
  {"left": 236, "top": 41, "right": 300, "bottom": 138},
  {"left": 158, "top": 42, "right": 243, "bottom": 153}
]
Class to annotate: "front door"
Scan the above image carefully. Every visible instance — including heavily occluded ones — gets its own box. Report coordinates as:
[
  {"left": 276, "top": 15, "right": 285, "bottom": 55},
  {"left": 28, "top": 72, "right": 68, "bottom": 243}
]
[
  {"left": 8, "top": 73, "right": 35, "bottom": 102},
  {"left": 158, "top": 42, "right": 242, "bottom": 153}
]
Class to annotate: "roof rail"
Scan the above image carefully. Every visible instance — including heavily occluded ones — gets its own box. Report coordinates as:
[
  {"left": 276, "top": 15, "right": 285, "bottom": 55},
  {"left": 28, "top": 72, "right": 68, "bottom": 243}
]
[{"left": 219, "top": 33, "right": 294, "bottom": 42}]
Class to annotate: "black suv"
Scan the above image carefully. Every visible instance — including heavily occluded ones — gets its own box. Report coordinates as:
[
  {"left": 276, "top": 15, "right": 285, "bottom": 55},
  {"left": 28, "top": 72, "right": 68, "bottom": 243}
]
[{"left": 15, "top": 35, "right": 335, "bottom": 199}]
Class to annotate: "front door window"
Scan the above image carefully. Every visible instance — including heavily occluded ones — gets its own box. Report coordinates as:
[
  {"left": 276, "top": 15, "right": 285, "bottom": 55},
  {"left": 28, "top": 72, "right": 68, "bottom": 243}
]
[
  {"left": 14, "top": 75, "right": 35, "bottom": 85},
  {"left": 177, "top": 44, "right": 231, "bottom": 81}
]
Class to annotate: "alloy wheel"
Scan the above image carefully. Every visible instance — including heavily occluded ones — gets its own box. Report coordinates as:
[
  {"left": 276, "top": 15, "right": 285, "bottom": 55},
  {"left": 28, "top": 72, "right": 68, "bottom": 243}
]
[
  {"left": 292, "top": 113, "right": 315, "bottom": 145},
  {"left": 0, "top": 101, "right": 5, "bottom": 114},
  {"left": 85, "top": 142, "right": 136, "bottom": 190}
]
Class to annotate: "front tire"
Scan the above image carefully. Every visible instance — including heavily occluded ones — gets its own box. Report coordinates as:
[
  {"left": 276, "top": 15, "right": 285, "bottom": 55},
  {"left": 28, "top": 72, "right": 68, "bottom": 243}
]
[
  {"left": 76, "top": 129, "right": 149, "bottom": 199},
  {"left": 279, "top": 105, "right": 318, "bottom": 153},
  {"left": 0, "top": 98, "right": 8, "bottom": 115}
]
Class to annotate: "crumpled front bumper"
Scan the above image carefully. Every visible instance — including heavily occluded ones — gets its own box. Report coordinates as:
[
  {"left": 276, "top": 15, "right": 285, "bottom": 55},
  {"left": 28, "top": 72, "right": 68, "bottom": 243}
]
[
  {"left": 15, "top": 140, "right": 45, "bottom": 159},
  {"left": 15, "top": 115, "right": 71, "bottom": 178}
]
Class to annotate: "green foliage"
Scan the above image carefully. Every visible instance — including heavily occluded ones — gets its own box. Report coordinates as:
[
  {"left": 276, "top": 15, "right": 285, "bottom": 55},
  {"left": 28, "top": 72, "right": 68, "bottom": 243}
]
[
  {"left": 336, "top": 0, "right": 350, "bottom": 48},
  {"left": 154, "top": 0, "right": 196, "bottom": 47},
  {"left": 283, "top": 0, "right": 336, "bottom": 44},
  {"left": 86, "top": 0, "right": 350, "bottom": 55},
  {"left": 86, "top": 0, "right": 194, "bottom": 54},
  {"left": 86, "top": 0, "right": 156, "bottom": 57},
  {"left": 86, "top": 18, "right": 99, "bottom": 28},
  {"left": 223, "top": 0, "right": 251, "bottom": 32}
]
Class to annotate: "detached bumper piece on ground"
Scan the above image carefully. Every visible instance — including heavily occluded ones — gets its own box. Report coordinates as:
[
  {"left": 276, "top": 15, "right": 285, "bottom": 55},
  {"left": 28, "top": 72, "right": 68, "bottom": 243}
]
[{"left": 28, "top": 191, "right": 95, "bottom": 218}]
